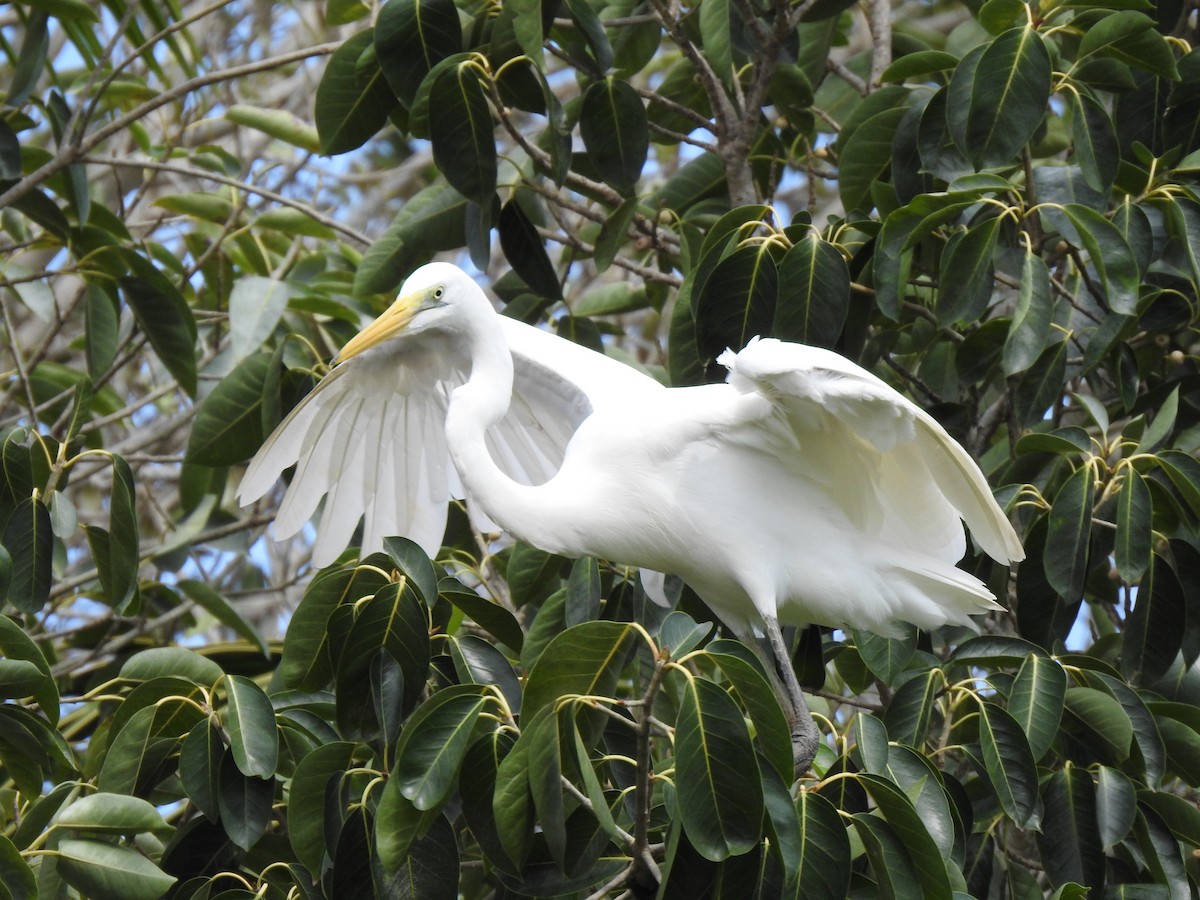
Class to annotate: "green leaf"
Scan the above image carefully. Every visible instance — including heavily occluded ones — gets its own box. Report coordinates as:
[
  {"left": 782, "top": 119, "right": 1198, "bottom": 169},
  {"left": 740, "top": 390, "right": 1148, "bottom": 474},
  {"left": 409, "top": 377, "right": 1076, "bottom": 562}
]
[
  {"left": 180, "top": 719, "right": 222, "bottom": 820},
  {"left": 222, "top": 674, "right": 279, "bottom": 778},
  {"left": 217, "top": 756, "right": 274, "bottom": 850},
  {"left": 119, "top": 646, "right": 225, "bottom": 685},
  {"left": 522, "top": 621, "right": 639, "bottom": 718},
  {"left": 383, "top": 809, "right": 460, "bottom": 898},
  {"left": 883, "top": 666, "right": 941, "bottom": 747},
  {"left": 858, "top": 773, "right": 954, "bottom": 900},
  {"left": 694, "top": 242, "right": 778, "bottom": 369},
  {"left": 228, "top": 276, "right": 290, "bottom": 364},
  {"left": 186, "top": 352, "right": 277, "bottom": 467},
  {"left": 0, "top": 613, "right": 58, "bottom": 722},
  {"left": 792, "top": 790, "right": 851, "bottom": 896},
  {"left": 428, "top": 59, "right": 496, "bottom": 205},
  {"left": 1063, "top": 686, "right": 1133, "bottom": 764},
  {"left": 0, "top": 659, "right": 43, "bottom": 700},
  {"left": 1061, "top": 204, "right": 1141, "bottom": 314},
  {"left": 225, "top": 104, "right": 321, "bottom": 153},
  {"left": 56, "top": 838, "right": 176, "bottom": 900},
  {"left": 855, "top": 626, "right": 917, "bottom": 683},
  {"left": 978, "top": 700, "right": 1039, "bottom": 827},
  {"left": 498, "top": 199, "right": 561, "bottom": 300},
  {"left": 1077, "top": 10, "right": 1179, "bottom": 80},
  {"left": 374, "top": 0, "right": 462, "bottom": 106},
  {"left": 960, "top": 26, "right": 1052, "bottom": 168},
  {"left": 936, "top": 215, "right": 1001, "bottom": 323},
  {"left": 1008, "top": 653, "right": 1066, "bottom": 761},
  {"left": 1095, "top": 766, "right": 1137, "bottom": 850},
  {"left": 118, "top": 254, "right": 197, "bottom": 397},
  {"left": 1045, "top": 465, "right": 1095, "bottom": 601},
  {"left": 675, "top": 675, "right": 764, "bottom": 861},
  {"left": 178, "top": 579, "right": 269, "bottom": 656},
  {"left": 0, "top": 833, "right": 35, "bottom": 900},
  {"left": 773, "top": 234, "right": 850, "bottom": 348},
  {"left": 709, "top": 650, "right": 794, "bottom": 783},
  {"left": 2, "top": 497, "right": 53, "bottom": 614},
  {"left": 354, "top": 183, "right": 470, "bottom": 295},
  {"left": 838, "top": 106, "right": 907, "bottom": 213},
  {"left": 1122, "top": 554, "right": 1185, "bottom": 686},
  {"left": 1013, "top": 340, "right": 1068, "bottom": 427},
  {"left": 1069, "top": 89, "right": 1120, "bottom": 193},
  {"left": 396, "top": 686, "right": 488, "bottom": 810},
  {"left": 851, "top": 814, "right": 925, "bottom": 900},
  {"left": 57, "top": 793, "right": 169, "bottom": 835},
  {"left": 1003, "top": 247, "right": 1053, "bottom": 375},
  {"left": 280, "top": 565, "right": 390, "bottom": 689},
  {"left": 880, "top": 50, "right": 960, "bottom": 82},
  {"left": 315, "top": 29, "right": 398, "bottom": 155},
  {"left": 288, "top": 741, "right": 357, "bottom": 872},
  {"left": 580, "top": 77, "right": 649, "bottom": 197},
  {"left": 1036, "top": 768, "right": 1104, "bottom": 890},
  {"left": 1114, "top": 469, "right": 1152, "bottom": 583}
]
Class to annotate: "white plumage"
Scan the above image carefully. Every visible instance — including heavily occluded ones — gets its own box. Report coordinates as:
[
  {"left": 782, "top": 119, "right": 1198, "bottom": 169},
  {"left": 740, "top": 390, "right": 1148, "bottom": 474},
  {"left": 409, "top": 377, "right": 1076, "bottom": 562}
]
[{"left": 238, "top": 262, "right": 1024, "bottom": 771}]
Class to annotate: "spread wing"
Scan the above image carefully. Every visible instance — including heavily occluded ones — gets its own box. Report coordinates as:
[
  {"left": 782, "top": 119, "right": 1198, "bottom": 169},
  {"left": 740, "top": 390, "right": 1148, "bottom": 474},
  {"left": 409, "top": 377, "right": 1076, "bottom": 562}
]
[
  {"left": 721, "top": 337, "right": 1024, "bottom": 566},
  {"left": 237, "top": 315, "right": 662, "bottom": 566}
]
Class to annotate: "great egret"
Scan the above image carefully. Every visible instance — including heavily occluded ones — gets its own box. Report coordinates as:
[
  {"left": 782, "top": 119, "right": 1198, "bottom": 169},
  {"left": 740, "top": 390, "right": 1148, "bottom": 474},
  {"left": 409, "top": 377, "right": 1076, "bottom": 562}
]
[{"left": 239, "top": 262, "right": 1024, "bottom": 773}]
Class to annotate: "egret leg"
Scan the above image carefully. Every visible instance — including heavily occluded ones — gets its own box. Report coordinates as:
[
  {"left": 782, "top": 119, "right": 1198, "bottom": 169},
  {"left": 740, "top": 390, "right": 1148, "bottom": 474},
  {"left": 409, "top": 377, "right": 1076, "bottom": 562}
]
[{"left": 762, "top": 614, "right": 820, "bottom": 777}]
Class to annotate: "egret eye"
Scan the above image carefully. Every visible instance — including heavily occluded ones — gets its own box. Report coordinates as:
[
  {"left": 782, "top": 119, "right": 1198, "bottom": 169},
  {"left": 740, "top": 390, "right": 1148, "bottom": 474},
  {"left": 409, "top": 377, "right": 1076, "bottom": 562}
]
[{"left": 433, "top": 285, "right": 445, "bottom": 300}]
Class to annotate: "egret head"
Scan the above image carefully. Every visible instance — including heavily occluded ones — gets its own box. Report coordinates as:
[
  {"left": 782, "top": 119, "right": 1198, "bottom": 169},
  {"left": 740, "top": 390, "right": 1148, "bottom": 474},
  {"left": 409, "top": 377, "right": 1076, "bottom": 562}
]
[{"left": 337, "top": 263, "right": 483, "bottom": 363}]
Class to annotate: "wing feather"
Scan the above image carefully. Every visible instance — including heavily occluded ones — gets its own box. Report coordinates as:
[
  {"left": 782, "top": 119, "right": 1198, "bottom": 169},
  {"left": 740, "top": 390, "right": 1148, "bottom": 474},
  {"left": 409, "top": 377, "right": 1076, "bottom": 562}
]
[{"left": 724, "top": 337, "right": 1023, "bottom": 564}]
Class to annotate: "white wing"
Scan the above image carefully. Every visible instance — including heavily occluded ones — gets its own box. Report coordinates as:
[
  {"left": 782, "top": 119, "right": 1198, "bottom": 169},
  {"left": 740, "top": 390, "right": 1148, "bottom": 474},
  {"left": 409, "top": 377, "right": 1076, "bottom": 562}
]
[
  {"left": 722, "top": 337, "right": 1024, "bottom": 566},
  {"left": 238, "top": 314, "right": 662, "bottom": 566}
]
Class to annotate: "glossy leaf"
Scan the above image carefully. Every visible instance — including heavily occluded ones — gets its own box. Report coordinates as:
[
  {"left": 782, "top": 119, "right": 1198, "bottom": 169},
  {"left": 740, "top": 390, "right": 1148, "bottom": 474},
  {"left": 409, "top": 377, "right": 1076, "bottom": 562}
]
[
  {"left": 675, "top": 675, "right": 763, "bottom": 861},
  {"left": 1063, "top": 686, "right": 1133, "bottom": 764},
  {"left": 1045, "top": 465, "right": 1095, "bottom": 602},
  {"left": 694, "top": 242, "right": 778, "bottom": 369},
  {"left": 1003, "top": 247, "right": 1053, "bottom": 375},
  {"left": 0, "top": 614, "right": 58, "bottom": 722},
  {"left": 1036, "top": 767, "right": 1103, "bottom": 890},
  {"left": 315, "top": 29, "right": 397, "bottom": 155},
  {"left": 1094, "top": 765, "right": 1137, "bottom": 851},
  {"left": 960, "top": 26, "right": 1052, "bottom": 168},
  {"left": 580, "top": 77, "right": 648, "bottom": 196},
  {"left": 978, "top": 700, "right": 1039, "bottom": 827},
  {"left": 1007, "top": 653, "right": 1066, "bottom": 761},
  {"left": 354, "top": 183, "right": 470, "bottom": 295},
  {"left": 186, "top": 352, "right": 277, "bottom": 467},
  {"left": 936, "top": 215, "right": 1001, "bottom": 323},
  {"left": 792, "top": 790, "right": 851, "bottom": 897},
  {"left": 428, "top": 60, "right": 496, "bottom": 205},
  {"left": 375, "top": 0, "right": 462, "bottom": 105},
  {"left": 119, "top": 256, "right": 198, "bottom": 397},
  {"left": 57, "top": 793, "right": 169, "bottom": 835},
  {"left": 1114, "top": 469, "right": 1152, "bottom": 583},
  {"left": 858, "top": 773, "right": 953, "bottom": 900},
  {"left": 56, "top": 838, "right": 176, "bottom": 900},
  {"left": 522, "top": 621, "right": 639, "bottom": 718},
  {"left": 498, "top": 198, "right": 561, "bottom": 300},
  {"left": 1069, "top": 89, "right": 1120, "bottom": 193},
  {"left": 222, "top": 674, "right": 279, "bottom": 779},
  {"left": 1122, "top": 554, "right": 1185, "bottom": 686},
  {"left": 2, "top": 496, "right": 52, "bottom": 614},
  {"left": 395, "top": 685, "right": 488, "bottom": 810},
  {"left": 773, "top": 234, "right": 850, "bottom": 348},
  {"left": 178, "top": 579, "right": 269, "bottom": 657},
  {"left": 288, "top": 741, "right": 357, "bottom": 873}
]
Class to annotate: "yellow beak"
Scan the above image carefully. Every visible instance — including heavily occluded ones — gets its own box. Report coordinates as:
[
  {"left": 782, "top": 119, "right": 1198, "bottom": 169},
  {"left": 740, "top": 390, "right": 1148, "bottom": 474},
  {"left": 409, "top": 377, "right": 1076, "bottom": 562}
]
[{"left": 336, "top": 291, "right": 423, "bottom": 363}]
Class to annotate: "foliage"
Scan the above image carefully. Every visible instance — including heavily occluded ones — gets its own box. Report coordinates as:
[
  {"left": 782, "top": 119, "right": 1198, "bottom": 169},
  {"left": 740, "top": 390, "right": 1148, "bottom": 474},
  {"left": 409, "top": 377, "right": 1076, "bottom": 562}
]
[{"left": 1, "top": 0, "right": 1200, "bottom": 896}]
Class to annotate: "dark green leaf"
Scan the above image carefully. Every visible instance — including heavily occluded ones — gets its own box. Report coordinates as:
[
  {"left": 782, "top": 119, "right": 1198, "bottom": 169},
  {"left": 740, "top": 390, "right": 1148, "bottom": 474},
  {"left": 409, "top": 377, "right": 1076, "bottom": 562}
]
[
  {"left": 961, "top": 26, "right": 1052, "bottom": 168},
  {"left": 978, "top": 701, "right": 1039, "bottom": 827},
  {"left": 428, "top": 60, "right": 496, "bottom": 204},
  {"left": 793, "top": 790, "right": 851, "bottom": 897},
  {"left": 883, "top": 666, "right": 941, "bottom": 747},
  {"left": 1008, "top": 653, "right": 1066, "bottom": 761},
  {"left": 675, "top": 675, "right": 763, "bottom": 861},
  {"left": 774, "top": 234, "right": 850, "bottom": 348},
  {"left": 222, "top": 674, "right": 279, "bottom": 779},
  {"left": 498, "top": 199, "right": 561, "bottom": 300},
  {"left": 0, "top": 833, "right": 35, "bottom": 900},
  {"left": 1114, "top": 469, "right": 1152, "bottom": 583},
  {"left": 838, "top": 107, "right": 907, "bottom": 213},
  {"left": 57, "top": 793, "right": 169, "bottom": 835},
  {"left": 580, "top": 77, "right": 649, "bottom": 196},
  {"left": 56, "top": 838, "right": 176, "bottom": 900},
  {"left": 1045, "top": 464, "right": 1095, "bottom": 601},
  {"left": 188, "top": 354, "right": 278, "bottom": 468},
  {"left": 1070, "top": 89, "right": 1120, "bottom": 193},
  {"left": 0, "top": 613, "right": 58, "bottom": 722},
  {"left": 315, "top": 29, "right": 398, "bottom": 155},
  {"left": 354, "top": 183, "right": 470, "bottom": 295},
  {"left": 288, "top": 741, "right": 357, "bottom": 872},
  {"left": 2, "top": 497, "right": 52, "bottom": 615},
  {"left": 522, "top": 621, "right": 639, "bottom": 718},
  {"left": 382, "top": 809, "right": 460, "bottom": 899},
  {"left": 375, "top": 0, "right": 462, "bottom": 105},
  {"left": 1077, "top": 10, "right": 1179, "bottom": 79},
  {"left": 178, "top": 580, "right": 269, "bottom": 656},
  {"left": 937, "top": 215, "right": 1001, "bottom": 323},
  {"left": 1061, "top": 204, "right": 1141, "bottom": 314},
  {"left": 395, "top": 685, "right": 488, "bottom": 810},
  {"left": 1037, "top": 767, "right": 1104, "bottom": 890},
  {"left": 1063, "top": 686, "right": 1133, "bottom": 764},
  {"left": 851, "top": 814, "right": 924, "bottom": 900},
  {"left": 858, "top": 773, "right": 954, "bottom": 900},
  {"left": 1003, "top": 247, "right": 1053, "bottom": 375},
  {"left": 119, "top": 254, "right": 198, "bottom": 397},
  {"left": 216, "top": 756, "right": 274, "bottom": 850},
  {"left": 694, "top": 242, "right": 778, "bottom": 370},
  {"left": 1095, "top": 766, "right": 1137, "bottom": 850},
  {"left": 709, "top": 650, "right": 794, "bottom": 783},
  {"left": 1122, "top": 554, "right": 1185, "bottom": 686}
]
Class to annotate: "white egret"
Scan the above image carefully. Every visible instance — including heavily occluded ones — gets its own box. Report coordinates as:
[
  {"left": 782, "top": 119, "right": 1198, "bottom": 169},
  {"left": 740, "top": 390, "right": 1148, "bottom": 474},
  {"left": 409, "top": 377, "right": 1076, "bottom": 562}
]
[{"left": 239, "top": 262, "right": 1024, "bottom": 772}]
